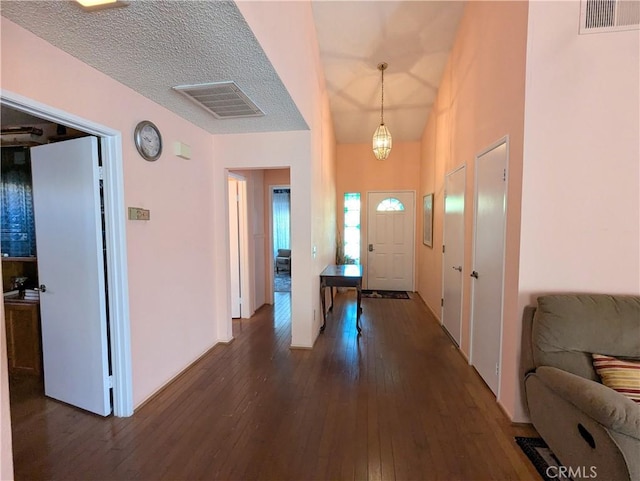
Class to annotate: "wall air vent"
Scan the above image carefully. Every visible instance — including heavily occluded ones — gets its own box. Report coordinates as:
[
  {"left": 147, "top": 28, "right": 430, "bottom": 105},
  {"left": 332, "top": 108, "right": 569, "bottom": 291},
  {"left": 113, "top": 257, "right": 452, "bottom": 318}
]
[
  {"left": 580, "top": 0, "right": 640, "bottom": 34},
  {"left": 173, "top": 81, "right": 264, "bottom": 120}
]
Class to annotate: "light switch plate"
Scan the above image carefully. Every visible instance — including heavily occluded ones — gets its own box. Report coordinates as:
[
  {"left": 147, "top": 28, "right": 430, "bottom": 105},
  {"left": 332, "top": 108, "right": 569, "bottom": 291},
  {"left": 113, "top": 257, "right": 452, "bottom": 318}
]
[{"left": 128, "top": 207, "right": 150, "bottom": 221}]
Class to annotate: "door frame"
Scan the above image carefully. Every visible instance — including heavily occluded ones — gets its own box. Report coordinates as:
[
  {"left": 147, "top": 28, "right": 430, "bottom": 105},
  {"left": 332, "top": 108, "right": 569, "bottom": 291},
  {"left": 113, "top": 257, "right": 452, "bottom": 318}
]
[
  {"left": 1, "top": 89, "right": 133, "bottom": 416},
  {"left": 469, "top": 136, "right": 509, "bottom": 396},
  {"left": 366, "top": 190, "right": 416, "bottom": 291},
  {"left": 441, "top": 165, "right": 466, "bottom": 347}
]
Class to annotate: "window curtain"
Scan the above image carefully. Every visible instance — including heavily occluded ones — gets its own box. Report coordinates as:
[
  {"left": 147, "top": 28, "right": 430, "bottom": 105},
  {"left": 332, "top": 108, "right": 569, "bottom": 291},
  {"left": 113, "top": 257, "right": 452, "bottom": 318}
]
[
  {"left": 273, "top": 189, "right": 290, "bottom": 258},
  {"left": 1, "top": 149, "right": 37, "bottom": 257}
]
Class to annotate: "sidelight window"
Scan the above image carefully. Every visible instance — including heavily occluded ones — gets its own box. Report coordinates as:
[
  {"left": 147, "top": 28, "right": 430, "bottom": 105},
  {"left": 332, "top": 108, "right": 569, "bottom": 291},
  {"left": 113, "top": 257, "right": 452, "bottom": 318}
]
[{"left": 343, "top": 193, "right": 361, "bottom": 264}]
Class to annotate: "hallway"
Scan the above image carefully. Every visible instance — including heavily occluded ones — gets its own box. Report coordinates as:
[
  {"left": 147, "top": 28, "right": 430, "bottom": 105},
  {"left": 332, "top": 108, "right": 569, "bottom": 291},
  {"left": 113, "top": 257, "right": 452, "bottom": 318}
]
[{"left": 9, "top": 291, "right": 538, "bottom": 480}]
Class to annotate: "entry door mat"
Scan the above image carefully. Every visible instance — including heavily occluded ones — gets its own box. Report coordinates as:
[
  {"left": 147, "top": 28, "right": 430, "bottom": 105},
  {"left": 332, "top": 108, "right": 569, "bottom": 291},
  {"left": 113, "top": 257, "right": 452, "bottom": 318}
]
[
  {"left": 361, "top": 290, "right": 410, "bottom": 299},
  {"left": 515, "top": 437, "right": 571, "bottom": 481}
]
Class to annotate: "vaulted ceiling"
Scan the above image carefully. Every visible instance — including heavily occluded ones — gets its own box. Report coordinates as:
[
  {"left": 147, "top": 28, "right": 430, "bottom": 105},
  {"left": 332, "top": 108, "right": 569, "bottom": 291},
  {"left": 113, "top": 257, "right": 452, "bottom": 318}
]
[{"left": 0, "top": 1, "right": 464, "bottom": 143}]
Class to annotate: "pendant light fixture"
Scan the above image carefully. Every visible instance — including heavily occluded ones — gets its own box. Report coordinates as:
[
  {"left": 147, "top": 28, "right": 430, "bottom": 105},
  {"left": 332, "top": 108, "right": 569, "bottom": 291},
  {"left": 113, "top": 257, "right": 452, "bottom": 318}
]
[{"left": 372, "top": 62, "right": 392, "bottom": 160}]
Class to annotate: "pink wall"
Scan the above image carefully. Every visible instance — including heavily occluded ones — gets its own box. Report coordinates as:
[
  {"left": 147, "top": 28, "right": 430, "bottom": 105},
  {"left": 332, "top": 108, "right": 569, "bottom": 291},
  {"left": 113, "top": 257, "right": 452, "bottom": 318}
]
[
  {"left": 417, "top": 1, "right": 528, "bottom": 417},
  {"left": 513, "top": 0, "right": 640, "bottom": 420},
  {"left": 336, "top": 142, "right": 421, "bottom": 287},
  {"left": 1, "top": 18, "right": 220, "bottom": 412}
]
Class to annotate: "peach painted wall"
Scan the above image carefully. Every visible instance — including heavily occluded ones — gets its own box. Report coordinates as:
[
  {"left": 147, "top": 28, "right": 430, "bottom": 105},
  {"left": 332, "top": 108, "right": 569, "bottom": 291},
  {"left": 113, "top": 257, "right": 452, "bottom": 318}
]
[
  {"left": 512, "top": 0, "right": 640, "bottom": 421},
  {"left": 1, "top": 17, "right": 220, "bottom": 417},
  {"left": 417, "top": 0, "right": 528, "bottom": 418},
  {"left": 263, "top": 169, "right": 291, "bottom": 303},
  {"left": 336, "top": 142, "right": 421, "bottom": 288}
]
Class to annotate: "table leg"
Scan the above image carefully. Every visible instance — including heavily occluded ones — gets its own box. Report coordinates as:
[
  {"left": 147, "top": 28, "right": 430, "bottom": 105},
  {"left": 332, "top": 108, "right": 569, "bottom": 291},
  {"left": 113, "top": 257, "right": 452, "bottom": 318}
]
[
  {"left": 356, "top": 282, "right": 362, "bottom": 333},
  {"left": 329, "top": 286, "right": 334, "bottom": 311},
  {"left": 320, "top": 282, "right": 327, "bottom": 332}
]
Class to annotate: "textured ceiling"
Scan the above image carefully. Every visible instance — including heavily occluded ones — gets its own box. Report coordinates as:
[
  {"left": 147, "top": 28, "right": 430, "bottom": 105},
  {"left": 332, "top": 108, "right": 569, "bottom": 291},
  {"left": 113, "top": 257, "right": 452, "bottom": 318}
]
[
  {"left": 0, "top": 1, "right": 464, "bottom": 144},
  {"left": 0, "top": 0, "right": 308, "bottom": 135}
]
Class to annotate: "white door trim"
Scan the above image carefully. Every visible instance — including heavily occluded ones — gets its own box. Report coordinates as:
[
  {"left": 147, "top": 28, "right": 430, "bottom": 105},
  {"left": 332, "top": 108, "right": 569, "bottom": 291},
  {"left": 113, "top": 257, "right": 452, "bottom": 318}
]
[
  {"left": 1, "top": 89, "right": 133, "bottom": 417},
  {"left": 469, "top": 136, "right": 509, "bottom": 397},
  {"left": 366, "top": 190, "right": 416, "bottom": 291}
]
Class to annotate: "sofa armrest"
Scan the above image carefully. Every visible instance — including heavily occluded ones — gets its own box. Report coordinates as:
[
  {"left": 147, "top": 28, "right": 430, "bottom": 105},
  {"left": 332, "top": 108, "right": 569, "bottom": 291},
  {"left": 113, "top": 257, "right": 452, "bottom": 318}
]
[{"left": 532, "top": 366, "right": 640, "bottom": 439}]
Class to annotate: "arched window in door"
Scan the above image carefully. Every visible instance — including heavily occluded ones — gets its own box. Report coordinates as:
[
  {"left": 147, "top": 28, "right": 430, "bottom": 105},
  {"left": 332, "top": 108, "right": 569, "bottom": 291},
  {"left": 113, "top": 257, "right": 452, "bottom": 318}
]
[{"left": 376, "top": 197, "right": 405, "bottom": 212}]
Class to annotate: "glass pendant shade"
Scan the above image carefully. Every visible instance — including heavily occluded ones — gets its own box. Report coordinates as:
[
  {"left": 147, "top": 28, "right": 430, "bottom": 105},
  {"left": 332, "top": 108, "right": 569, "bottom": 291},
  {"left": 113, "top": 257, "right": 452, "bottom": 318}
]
[{"left": 372, "top": 123, "right": 392, "bottom": 160}]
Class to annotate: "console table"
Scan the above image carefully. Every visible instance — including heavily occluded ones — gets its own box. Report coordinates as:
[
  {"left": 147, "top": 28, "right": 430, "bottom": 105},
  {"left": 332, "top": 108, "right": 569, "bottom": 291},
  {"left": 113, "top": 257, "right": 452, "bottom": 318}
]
[{"left": 319, "top": 264, "right": 363, "bottom": 333}]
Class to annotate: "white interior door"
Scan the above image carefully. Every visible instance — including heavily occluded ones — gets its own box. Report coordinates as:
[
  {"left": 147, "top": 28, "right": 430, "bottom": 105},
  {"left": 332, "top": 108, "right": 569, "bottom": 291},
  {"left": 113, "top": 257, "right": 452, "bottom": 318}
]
[
  {"left": 470, "top": 140, "right": 508, "bottom": 395},
  {"left": 31, "top": 136, "right": 111, "bottom": 416},
  {"left": 367, "top": 191, "right": 415, "bottom": 291},
  {"left": 228, "top": 178, "right": 241, "bottom": 318},
  {"left": 442, "top": 166, "right": 465, "bottom": 346}
]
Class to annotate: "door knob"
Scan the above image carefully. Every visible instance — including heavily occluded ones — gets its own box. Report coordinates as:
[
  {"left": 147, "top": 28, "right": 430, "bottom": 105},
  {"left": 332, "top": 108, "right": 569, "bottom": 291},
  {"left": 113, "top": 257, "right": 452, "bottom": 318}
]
[
  {"left": 368, "top": 244, "right": 374, "bottom": 252},
  {"left": 452, "top": 266, "right": 462, "bottom": 272},
  {"left": 470, "top": 271, "right": 479, "bottom": 279},
  {"left": 36, "top": 284, "right": 47, "bottom": 292}
]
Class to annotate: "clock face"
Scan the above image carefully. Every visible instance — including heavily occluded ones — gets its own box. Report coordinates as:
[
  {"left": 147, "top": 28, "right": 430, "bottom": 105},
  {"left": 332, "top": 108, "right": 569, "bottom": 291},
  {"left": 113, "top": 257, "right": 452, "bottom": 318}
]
[{"left": 134, "top": 121, "right": 162, "bottom": 161}]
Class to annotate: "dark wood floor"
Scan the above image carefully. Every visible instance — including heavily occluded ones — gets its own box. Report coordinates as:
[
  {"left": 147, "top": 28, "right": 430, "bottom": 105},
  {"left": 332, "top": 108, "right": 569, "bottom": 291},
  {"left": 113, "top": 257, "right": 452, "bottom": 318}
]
[{"left": 9, "top": 291, "right": 539, "bottom": 481}]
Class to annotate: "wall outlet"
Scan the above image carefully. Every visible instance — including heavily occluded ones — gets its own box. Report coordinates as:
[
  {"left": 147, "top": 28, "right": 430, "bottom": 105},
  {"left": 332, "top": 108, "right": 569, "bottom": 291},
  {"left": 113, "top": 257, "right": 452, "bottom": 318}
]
[{"left": 128, "top": 207, "right": 150, "bottom": 221}]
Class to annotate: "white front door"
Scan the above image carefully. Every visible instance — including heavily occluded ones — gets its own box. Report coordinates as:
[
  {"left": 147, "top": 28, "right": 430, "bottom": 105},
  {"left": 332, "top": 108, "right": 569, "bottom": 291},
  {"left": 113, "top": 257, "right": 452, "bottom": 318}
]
[
  {"left": 470, "top": 140, "right": 508, "bottom": 396},
  {"left": 442, "top": 166, "right": 465, "bottom": 346},
  {"left": 228, "top": 178, "right": 241, "bottom": 318},
  {"left": 366, "top": 191, "right": 415, "bottom": 291},
  {"left": 31, "top": 137, "right": 111, "bottom": 416}
]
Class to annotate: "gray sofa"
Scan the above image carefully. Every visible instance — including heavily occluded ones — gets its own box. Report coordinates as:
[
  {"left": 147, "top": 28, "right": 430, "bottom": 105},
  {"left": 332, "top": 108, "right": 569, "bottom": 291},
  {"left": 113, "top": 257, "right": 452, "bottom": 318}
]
[{"left": 522, "top": 294, "right": 640, "bottom": 481}]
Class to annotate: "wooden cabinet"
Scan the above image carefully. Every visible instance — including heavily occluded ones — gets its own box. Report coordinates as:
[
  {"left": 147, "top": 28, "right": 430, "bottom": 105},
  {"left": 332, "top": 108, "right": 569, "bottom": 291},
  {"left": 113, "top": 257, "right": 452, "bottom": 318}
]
[{"left": 4, "top": 301, "right": 41, "bottom": 376}]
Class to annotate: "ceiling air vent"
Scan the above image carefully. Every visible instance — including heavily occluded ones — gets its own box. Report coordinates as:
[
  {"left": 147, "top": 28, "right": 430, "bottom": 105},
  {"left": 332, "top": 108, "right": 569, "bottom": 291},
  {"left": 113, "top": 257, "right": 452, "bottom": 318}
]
[
  {"left": 580, "top": 0, "right": 640, "bottom": 34},
  {"left": 173, "top": 81, "right": 264, "bottom": 119}
]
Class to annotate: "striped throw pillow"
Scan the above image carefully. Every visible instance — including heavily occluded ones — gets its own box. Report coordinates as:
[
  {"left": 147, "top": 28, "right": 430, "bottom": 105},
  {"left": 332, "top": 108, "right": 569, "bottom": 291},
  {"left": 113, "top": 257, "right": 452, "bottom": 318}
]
[{"left": 592, "top": 354, "right": 640, "bottom": 403}]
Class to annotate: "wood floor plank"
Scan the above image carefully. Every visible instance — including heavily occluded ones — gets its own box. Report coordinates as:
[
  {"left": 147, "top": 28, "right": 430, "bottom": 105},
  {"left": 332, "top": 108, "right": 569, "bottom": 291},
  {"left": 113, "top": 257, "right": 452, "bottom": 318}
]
[{"left": 9, "top": 290, "right": 540, "bottom": 481}]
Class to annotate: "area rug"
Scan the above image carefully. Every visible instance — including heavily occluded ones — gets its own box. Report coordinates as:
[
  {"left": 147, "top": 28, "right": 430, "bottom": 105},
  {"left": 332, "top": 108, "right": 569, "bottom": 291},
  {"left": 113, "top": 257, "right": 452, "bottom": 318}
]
[
  {"left": 274, "top": 272, "right": 291, "bottom": 292},
  {"left": 515, "top": 437, "right": 571, "bottom": 481},
  {"left": 361, "top": 290, "right": 409, "bottom": 299}
]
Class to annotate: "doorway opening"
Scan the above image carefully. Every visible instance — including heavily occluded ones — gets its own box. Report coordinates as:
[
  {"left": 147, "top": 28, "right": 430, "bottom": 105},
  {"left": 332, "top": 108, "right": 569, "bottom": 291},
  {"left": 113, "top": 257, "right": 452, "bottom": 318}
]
[
  {"left": 1, "top": 93, "right": 132, "bottom": 417},
  {"left": 272, "top": 186, "right": 290, "bottom": 294}
]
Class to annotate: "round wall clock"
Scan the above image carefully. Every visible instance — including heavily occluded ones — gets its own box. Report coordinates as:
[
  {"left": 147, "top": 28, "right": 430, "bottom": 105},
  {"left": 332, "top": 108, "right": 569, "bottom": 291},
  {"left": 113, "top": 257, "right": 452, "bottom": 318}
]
[{"left": 134, "top": 120, "right": 162, "bottom": 161}]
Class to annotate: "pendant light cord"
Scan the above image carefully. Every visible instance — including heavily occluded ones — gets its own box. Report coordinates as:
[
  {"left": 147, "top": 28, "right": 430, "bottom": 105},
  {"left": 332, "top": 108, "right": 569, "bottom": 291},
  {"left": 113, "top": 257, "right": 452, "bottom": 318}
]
[{"left": 380, "top": 65, "right": 385, "bottom": 125}]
